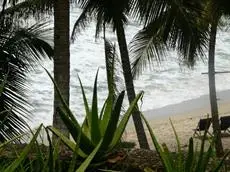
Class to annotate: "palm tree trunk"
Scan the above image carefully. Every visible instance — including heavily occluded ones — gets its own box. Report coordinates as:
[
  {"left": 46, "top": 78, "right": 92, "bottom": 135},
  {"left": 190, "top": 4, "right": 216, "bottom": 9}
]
[
  {"left": 53, "top": 0, "right": 70, "bottom": 138},
  {"left": 115, "top": 21, "right": 149, "bottom": 149},
  {"left": 208, "top": 21, "right": 223, "bottom": 157}
]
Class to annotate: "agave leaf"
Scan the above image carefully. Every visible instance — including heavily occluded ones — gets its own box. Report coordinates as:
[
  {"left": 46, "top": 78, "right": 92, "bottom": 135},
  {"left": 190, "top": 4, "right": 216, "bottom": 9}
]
[
  {"left": 42, "top": 127, "right": 54, "bottom": 172},
  {"left": 57, "top": 107, "right": 94, "bottom": 154},
  {"left": 100, "top": 96, "right": 113, "bottom": 135},
  {"left": 185, "top": 137, "right": 194, "bottom": 172},
  {"left": 200, "top": 145, "right": 214, "bottom": 172},
  {"left": 4, "top": 124, "right": 42, "bottom": 172},
  {"left": 90, "top": 70, "right": 101, "bottom": 144},
  {"left": 45, "top": 69, "right": 80, "bottom": 127},
  {"left": 169, "top": 118, "right": 183, "bottom": 171},
  {"left": 46, "top": 70, "right": 94, "bottom": 153},
  {"left": 53, "top": 138, "right": 62, "bottom": 170},
  {"left": 213, "top": 151, "right": 230, "bottom": 172},
  {"left": 201, "top": 135, "right": 215, "bottom": 171},
  {"left": 76, "top": 139, "right": 103, "bottom": 172},
  {"left": 141, "top": 113, "right": 173, "bottom": 171},
  {"left": 195, "top": 126, "right": 209, "bottom": 172},
  {"left": 109, "top": 91, "right": 143, "bottom": 150},
  {"left": 99, "top": 98, "right": 113, "bottom": 139},
  {"left": 161, "top": 143, "right": 175, "bottom": 169},
  {"left": 99, "top": 99, "right": 107, "bottom": 120},
  {"left": 78, "top": 76, "right": 90, "bottom": 125},
  {"left": 47, "top": 126, "right": 87, "bottom": 158},
  {"left": 81, "top": 118, "right": 90, "bottom": 139},
  {"left": 57, "top": 107, "right": 80, "bottom": 140},
  {"left": 33, "top": 138, "right": 45, "bottom": 170},
  {"left": 68, "top": 129, "right": 82, "bottom": 172},
  {"left": 78, "top": 72, "right": 101, "bottom": 144},
  {"left": 101, "top": 91, "right": 125, "bottom": 150}
]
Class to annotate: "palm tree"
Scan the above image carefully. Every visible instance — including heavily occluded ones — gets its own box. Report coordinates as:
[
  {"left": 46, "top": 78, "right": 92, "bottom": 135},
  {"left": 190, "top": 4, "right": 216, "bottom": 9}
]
[
  {"left": 53, "top": 0, "right": 70, "bottom": 138},
  {"left": 208, "top": 19, "right": 224, "bottom": 156},
  {"left": 204, "top": 0, "right": 230, "bottom": 156},
  {"left": 130, "top": 0, "right": 208, "bottom": 76},
  {"left": 131, "top": 0, "right": 230, "bottom": 156},
  {"left": 130, "top": 0, "right": 208, "bottom": 147},
  {"left": 3, "top": 0, "right": 71, "bottom": 138},
  {"left": 71, "top": 0, "right": 150, "bottom": 149},
  {"left": 0, "top": 14, "right": 53, "bottom": 141}
]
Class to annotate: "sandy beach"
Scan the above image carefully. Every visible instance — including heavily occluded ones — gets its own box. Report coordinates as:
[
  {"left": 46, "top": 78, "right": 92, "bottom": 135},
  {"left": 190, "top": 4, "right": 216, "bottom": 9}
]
[{"left": 123, "top": 90, "right": 230, "bottom": 151}]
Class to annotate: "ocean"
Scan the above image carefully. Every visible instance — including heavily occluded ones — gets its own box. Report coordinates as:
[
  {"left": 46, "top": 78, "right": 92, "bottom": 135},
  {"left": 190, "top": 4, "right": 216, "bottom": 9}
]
[{"left": 26, "top": 8, "right": 230, "bottom": 127}]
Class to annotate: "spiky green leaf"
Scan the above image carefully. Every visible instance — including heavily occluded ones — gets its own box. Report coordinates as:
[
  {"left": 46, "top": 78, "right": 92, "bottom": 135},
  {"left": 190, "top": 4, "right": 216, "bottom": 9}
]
[
  {"left": 4, "top": 124, "right": 43, "bottom": 172},
  {"left": 47, "top": 126, "right": 87, "bottom": 158},
  {"left": 76, "top": 139, "right": 103, "bottom": 172},
  {"left": 109, "top": 91, "right": 143, "bottom": 150}
]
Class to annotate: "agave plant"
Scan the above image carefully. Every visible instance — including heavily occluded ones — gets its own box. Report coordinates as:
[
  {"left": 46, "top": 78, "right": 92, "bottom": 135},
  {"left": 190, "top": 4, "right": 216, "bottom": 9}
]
[
  {"left": 46, "top": 68, "right": 143, "bottom": 171},
  {"left": 141, "top": 114, "right": 230, "bottom": 172}
]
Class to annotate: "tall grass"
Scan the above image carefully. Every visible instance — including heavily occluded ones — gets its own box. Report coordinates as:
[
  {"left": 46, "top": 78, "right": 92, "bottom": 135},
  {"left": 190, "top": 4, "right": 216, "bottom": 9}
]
[{"left": 141, "top": 114, "right": 230, "bottom": 172}]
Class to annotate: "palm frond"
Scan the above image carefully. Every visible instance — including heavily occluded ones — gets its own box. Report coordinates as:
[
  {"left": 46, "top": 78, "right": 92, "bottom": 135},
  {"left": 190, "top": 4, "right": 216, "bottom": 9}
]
[
  {"left": 163, "top": 0, "right": 208, "bottom": 65},
  {"left": 72, "top": 0, "right": 132, "bottom": 41},
  {"left": 104, "top": 38, "right": 123, "bottom": 99},
  {"left": 0, "top": 21, "right": 53, "bottom": 142},
  {"left": 2, "top": 0, "right": 53, "bottom": 19},
  {"left": 129, "top": 17, "right": 167, "bottom": 79},
  {"left": 71, "top": 3, "right": 93, "bottom": 41},
  {"left": 132, "top": 0, "right": 167, "bottom": 25},
  {"left": 131, "top": 0, "right": 208, "bottom": 72}
]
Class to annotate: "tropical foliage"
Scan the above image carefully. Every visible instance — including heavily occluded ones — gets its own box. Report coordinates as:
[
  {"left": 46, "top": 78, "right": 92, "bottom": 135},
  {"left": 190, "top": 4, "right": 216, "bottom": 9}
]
[
  {"left": 1, "top": 0, "right": 230, "bottom": 171},
  {"left": 0, "top": 116, "right": 229, "bottom": 171},
  {"left": 129, "top": 0, "right": 230, "bottom": 156},
  {"left": 130, "top": 0, "right": 209, "bottom": 77},
  {"left": 0, "top": 13, "right": 53, "bottom": 141},
  {"left": 205, "top": 0, "right": 230, "bottom": 156},
  {"left": 46, "top": 68, "right": 143, "bottom": 171},
  {"left": 141, "top": 115, "right": 230, "bottom": 172},
  {"left": 72, "top": 0, "right": 150, "bottom": 149}
]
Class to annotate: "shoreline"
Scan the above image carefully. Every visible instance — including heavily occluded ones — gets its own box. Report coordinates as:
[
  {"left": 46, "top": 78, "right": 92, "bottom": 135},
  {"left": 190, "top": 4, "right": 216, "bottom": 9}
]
[
  {"left": 143, "top": 89, "right": 230, "bottom": 120},
  {"left": 124, "top": 90, "right": 230, "bottom": 150}
]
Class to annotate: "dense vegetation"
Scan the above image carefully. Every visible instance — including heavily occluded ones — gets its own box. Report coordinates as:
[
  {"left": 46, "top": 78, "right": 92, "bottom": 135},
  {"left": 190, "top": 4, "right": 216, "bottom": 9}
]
[{"left": 1, "top": 0, "right": 230, "bottom": 171}]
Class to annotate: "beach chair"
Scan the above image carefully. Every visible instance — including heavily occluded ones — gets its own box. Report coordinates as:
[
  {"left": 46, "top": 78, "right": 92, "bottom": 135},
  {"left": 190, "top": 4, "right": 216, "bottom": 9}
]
[
  {"left": 193, "top": 118, "right": 212, "bottom": 137},
  {"left": 220, "top": 116, "right": 230, "bottom": 134}
]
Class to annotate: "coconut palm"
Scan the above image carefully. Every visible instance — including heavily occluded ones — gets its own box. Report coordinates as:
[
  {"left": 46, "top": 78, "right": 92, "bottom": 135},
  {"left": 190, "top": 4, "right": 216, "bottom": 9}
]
[
  {"left": 208, "top": 19, "right": 224, "bottom": 156},
  {"left": 2, "top": 0, "right": 71, "bottom": 138},
  {"left": 53, "top": 0, "right": 70, "bottom": 138},
  {"left": 130, "top": 0, "right": 208, "bottom": 76},
  {"left": 0, "top": 15, "right": 53, "bottom": 142},
  {"left": 204, "top": 0, "right": 230, "bottom": 156},
  {"left": 130, "top": 0, "right": 208, "bottom": 148},
  {"left": 1, "top": 0, "right": 53, "bottom": 18},
  {"left": 129, "top": 0, "right": 209, "bottom": 147},
  {"left": 71, "top": 0, "right": 150, "bottom": 149},
  {"left": 131, "top": 0, "right": 230, "bottom": 156}
]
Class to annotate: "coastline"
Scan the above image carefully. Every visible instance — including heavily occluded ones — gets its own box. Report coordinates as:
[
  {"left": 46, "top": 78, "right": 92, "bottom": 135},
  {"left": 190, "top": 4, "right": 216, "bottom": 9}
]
[
  {"left": 124, "top": 89, "right": 230, "bottom": 150},
  {"left": 143, "top": 89, "right": 230, "bottom": 120}
]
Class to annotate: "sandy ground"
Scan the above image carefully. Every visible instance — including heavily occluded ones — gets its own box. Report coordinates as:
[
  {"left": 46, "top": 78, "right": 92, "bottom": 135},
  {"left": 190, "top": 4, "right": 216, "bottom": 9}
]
[{"left": 123, "top": 91, "right": 230, "bottom": 151}]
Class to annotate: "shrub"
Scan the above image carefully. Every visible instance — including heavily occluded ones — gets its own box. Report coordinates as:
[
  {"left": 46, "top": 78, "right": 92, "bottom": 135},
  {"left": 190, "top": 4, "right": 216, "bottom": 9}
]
[{"left": 47, "top": 70, "right": 143, "bottom": 171}]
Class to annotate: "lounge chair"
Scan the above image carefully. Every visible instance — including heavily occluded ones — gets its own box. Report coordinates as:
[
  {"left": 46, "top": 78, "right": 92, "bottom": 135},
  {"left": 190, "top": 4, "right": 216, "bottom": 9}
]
[
  {"left": 193, "top": 118, "right": 212, "bottom": 137},
  {"left": 220, "top": 116, "right": 230, "bottom": 133}
]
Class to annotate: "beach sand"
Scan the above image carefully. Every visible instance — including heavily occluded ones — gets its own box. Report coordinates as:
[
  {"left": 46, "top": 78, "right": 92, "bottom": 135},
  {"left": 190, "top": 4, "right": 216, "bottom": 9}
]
[{"left": 123, "top": 90, "right": 230, "bottom": 151}]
